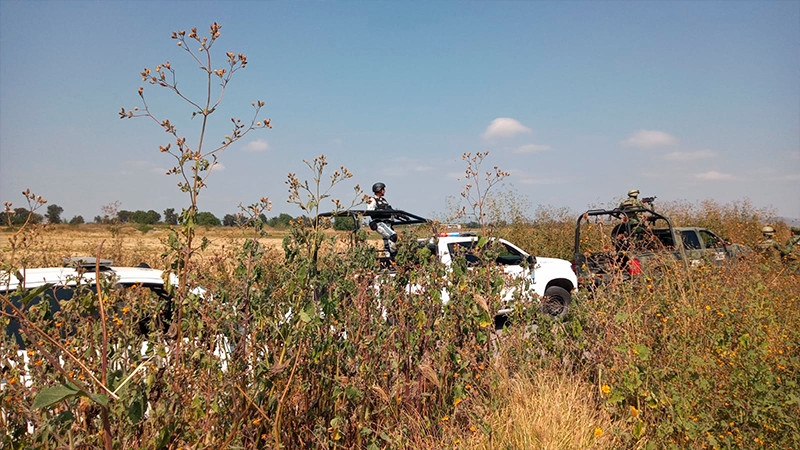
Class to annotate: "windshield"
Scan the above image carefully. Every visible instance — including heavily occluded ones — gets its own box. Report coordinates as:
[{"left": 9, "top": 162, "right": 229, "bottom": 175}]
[{"left": 447, "top": 240, "right": 525, "bottom": 266}]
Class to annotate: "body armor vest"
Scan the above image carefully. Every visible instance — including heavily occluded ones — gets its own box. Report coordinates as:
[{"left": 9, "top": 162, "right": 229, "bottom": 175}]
[{"left": 373, "top": 196, "right": 391, "bottom": 210}]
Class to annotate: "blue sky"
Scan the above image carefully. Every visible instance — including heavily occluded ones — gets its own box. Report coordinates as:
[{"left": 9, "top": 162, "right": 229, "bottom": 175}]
[{"left": 1, "top": 1, "right": 798, "bottom": 221}]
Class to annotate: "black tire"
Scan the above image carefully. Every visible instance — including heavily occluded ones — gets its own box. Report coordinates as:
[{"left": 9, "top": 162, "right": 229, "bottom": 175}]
[{"left": 541, "top": 286, "right": 572, "bottom": 319}]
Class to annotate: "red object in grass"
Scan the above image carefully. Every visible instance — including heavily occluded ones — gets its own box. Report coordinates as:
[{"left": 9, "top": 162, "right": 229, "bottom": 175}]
[{"left": 628, "top": 258, "right": 642, "bottom": 275}]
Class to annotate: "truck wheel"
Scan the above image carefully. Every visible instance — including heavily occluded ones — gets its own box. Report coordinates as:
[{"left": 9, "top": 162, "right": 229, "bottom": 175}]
[{"left": 541, "top": 286, "right": 572, "bottom": 319}]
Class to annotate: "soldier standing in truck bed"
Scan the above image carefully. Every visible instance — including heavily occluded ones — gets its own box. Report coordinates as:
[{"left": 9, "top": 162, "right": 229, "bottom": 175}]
[
  {"left": 366, "top": 182, "right": 397, "bottom": 258},
  {"left": 619, "top": 189, "right": 646, "bottom": 227}
]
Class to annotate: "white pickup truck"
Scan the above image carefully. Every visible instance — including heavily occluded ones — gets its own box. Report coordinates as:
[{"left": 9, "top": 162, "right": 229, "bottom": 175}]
[
  {"left": 320, "top": 210, "right": 578, "bottom": 322},
  {"left": 417, "top": 232, "right": 578, "bottom": 321}
]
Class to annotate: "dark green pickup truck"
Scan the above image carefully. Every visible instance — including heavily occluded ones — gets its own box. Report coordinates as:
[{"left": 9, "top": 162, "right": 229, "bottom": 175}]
[{"left": 572, "top": 207, "right": 749, "bottom": 285}]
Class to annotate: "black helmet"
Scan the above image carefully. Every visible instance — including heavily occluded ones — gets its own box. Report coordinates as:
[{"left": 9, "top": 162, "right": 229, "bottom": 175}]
[{"left": 372, "top": 182, "right": 386, "bottom": 193}]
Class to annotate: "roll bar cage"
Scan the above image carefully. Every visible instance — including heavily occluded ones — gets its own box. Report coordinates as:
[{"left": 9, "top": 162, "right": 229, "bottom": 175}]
[
  {"left": 573, "top": 206, "right": 676, "bottom": 253},
  {"left": 317, "top": 209, "right": 437, "bottom": 234}
]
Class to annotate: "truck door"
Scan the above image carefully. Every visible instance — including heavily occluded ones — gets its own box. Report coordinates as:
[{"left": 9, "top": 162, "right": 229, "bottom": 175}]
[
  {"left": 699, "top": 229, "right": 727, "bottom": 263},
  {"left": 680, "top": 230, "right": 704, "bottom": 267}
]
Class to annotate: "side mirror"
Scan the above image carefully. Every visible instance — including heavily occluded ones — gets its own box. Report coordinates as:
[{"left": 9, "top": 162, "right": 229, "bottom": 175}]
[{"left": 527, "top": 255, "right": 537, "bottom": 266}]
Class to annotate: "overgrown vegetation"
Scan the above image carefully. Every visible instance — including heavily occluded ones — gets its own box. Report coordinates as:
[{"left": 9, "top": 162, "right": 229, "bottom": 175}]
[
  {"left": 2, "top": 21, "right": 798, "bottom": 449},
  {"left": 3, "top": 187, "right": 798, "bottom": 448}
]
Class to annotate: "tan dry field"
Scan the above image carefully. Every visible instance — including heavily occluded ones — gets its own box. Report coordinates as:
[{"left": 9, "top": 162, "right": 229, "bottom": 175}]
[{"left": 1, "top": 224, "right": 378, "bottom": 267}]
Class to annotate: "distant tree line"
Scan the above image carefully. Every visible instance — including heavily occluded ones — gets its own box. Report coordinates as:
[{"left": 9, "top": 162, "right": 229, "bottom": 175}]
[{"left": 2, "top": 203, "right": 309, "bottom": 229}]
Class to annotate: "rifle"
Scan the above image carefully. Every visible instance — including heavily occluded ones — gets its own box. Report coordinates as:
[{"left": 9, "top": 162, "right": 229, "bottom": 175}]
[{"left": 642, "top": 196, "right": 657, "bottom": 206}]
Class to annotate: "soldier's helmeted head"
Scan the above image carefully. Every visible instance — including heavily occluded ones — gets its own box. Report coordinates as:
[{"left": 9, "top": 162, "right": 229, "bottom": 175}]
[
  {"left": 792, "top": 226, "right": 800, "bottom": 235},
  {"left": 761, "top": 226, "right": 776, "bottom": 236},
  {"left": 628, "top": 189, "right": 639, "bottom": 198},
  {"left": 372, "top": 182, "right": 386, "bottom": 194}
]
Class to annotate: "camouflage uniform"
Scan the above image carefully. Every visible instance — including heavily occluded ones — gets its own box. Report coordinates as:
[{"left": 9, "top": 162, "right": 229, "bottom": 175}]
[
  {"left": 782, "top": 227, "right": 800, "bottom": 262},
  {"left": 758, "top": 237, "right": 782, "bottom": 258},
  {"left": 757, "top": 226, "right": 782, "bottom": 261},
  {"left": 619, "top": 197, "right": 646, "bottom": 226}
]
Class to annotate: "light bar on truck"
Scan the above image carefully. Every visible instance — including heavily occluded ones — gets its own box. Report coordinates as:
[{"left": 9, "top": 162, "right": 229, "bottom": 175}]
[{"left": 438, "top": 232, "right": 477, "bottom": 237}]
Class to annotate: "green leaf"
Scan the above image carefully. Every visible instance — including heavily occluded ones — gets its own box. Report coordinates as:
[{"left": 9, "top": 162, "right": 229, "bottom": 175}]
[
  {"left": 634, "top": 344, "right": 651, "bottom": 361},
  {"left": 86, "top": 392, "right": 109, "bottom": 406},
  {"left": 299, "top": 310, "right": 311, "bottom": 323},
  {"left": 607, "top": 391, "right": 624, "bottom": 404},
  {"left": 128, "top": 395, "right": 145, "bottom": 424},
  {"left": 571, "top": 320, "right": 583, "bottom": 337},
  {"left": 633, "top": 420, "right": 645, "bottom": 438},
  {"left": 614, "top": 312, "right": 628, "bottom": 323},
  {"left": 345, "top": 386, "right": 362, "bottom": 402},
  {"left": 33, "top": 384, "right": 79, "bottom": 409},
  {"left": 54, "top": 410, "right": 75, "bottom": 426},
  {"left": 18, "top": 284, "right": 50, "bottom": 307}
]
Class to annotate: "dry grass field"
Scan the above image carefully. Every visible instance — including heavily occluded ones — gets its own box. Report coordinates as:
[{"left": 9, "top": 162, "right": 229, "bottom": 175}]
[{"left": 1, "top": 224, "right": 291, "bottom": 267}]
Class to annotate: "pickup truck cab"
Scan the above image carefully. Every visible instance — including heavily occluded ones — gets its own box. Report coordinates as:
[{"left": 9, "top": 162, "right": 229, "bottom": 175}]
[
  {"left": 431, "top": 232, "right": 578, "bottom": 319},
  {"left": 655, "top": 226, "right": 748, "bottom": 267},
  {"left": 573, "top": 207, "right": 748, "bottom": 285},
  {"left": 1, "top": 258, "right": 180, "bottom": 350},
  {"left": 318, "top": 210, "right": 578, "bottom": 320}
]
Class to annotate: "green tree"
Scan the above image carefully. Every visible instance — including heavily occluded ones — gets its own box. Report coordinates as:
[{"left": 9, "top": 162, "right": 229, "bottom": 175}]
[
  {"left": 163, "top": 208, "right": 178, "bottom": 225},
  {"left": 128, "top": 209, "right": 161, "bottom": 224},
  {"left": 223, "top": 213, "right": 243, "bottom": 227},
  {"left": 267, "top": 213, "right": 294, "bottom": 228},
  {"left": 7, "top": 208, "right": 43, "bottom": 225},
  {"left": 117, "top": 210, "right": 133, "bottom": 223},
  {"left": 146, "top": 209, "right": 161, "bottom": 224},
  {"left": 45, "top": 204, "right": 64, "bottom": 224},
  {"left": 196, "top": 211, "right": 221, "bottom": 227},
  {"left": 69, "top": 215, "right": 85, "bottom": 225},
  {"left": 332, "top": 216, "right": 355, "bottom": 231}
]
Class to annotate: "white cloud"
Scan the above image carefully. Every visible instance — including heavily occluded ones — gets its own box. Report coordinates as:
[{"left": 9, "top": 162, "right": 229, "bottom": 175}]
[
  {"left": 210, "top": 162, "right": 225, "bottom": 172},
  {"left": 243, "top": 138, "right": 270, "bottom": 152},
  {"left": 663, "top": 149, "right": 717, "bottom": 161},
  {"left": 482, "top": 118, "right": 532, "bottom": 140},
  {"left": 695, "top": 171, "right": 734, "bottom": 181},
  {"left": 622, "top": 130, "right": 678, "bottom": 148},
  {"left": 515, "top": 144, "right": 551, "bottom": 154}
]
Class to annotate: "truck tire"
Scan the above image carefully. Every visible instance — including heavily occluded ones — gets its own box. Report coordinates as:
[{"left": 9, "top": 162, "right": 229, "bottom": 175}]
[{"left": 541, "top": 286, "right": 571, "bottom": 319}]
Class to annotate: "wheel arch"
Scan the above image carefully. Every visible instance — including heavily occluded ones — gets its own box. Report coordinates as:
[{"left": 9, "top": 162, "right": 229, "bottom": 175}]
[{"left": 546, "top": 277, "right": 575, "bottom": 292}]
